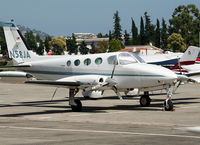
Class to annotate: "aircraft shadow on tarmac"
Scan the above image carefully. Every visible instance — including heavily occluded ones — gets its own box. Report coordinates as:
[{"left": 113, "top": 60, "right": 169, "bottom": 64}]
[{"left": 0, "top": 95, "right": 199, "bottom": 117}]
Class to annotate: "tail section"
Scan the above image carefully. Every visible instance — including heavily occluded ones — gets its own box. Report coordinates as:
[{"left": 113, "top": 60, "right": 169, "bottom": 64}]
[
  {"left": 0, "top": 21, "right": 38, "bottom": 65},
  {"left": 179, "top": 46, "right": 200, "bottom": 64},
  {"left": 170, "top": 46, "right": 200, "bottom": 71}
]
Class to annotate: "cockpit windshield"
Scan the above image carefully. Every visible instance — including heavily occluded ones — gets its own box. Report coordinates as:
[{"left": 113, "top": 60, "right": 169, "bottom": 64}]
[
  {"left": 118, "top": 53, "right": 137, "bottom": 65},
  {"left": 107, "top": 55, "right": 118, "bottom": 65},
  {"left": 118, "top": 52, "right": 145, "bottom": 65},
  {"left": 131, "top": 53, "right": 146, "bottom": 63}
]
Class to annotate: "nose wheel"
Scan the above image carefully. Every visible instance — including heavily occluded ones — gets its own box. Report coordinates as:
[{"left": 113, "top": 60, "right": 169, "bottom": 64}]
[{"left": 164, "top": 99, "right": 173, "bottom": 111}]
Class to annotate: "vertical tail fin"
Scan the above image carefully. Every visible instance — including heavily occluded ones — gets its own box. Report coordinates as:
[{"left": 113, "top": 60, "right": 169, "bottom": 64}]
[
  {"left": 170, "top": 46, "right": 200, "bottom": 71},
  {"left": 0, "top": 21, "right": 38, "bottom": 65},
  {"left": 179, "top": 46, "right": 200, "bottom": 63}
]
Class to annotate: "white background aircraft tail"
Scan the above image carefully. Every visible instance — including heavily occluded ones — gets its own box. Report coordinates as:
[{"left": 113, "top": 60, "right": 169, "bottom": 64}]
[
  {"left": 179, "top": 46, "right": 200, "bottom": 63},
  {"left": 170, "top": 46, "right": 200, "bottom": 70}
]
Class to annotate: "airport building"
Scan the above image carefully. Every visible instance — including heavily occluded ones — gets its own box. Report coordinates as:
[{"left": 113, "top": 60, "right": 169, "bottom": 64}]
[
  {"left": 118, "top": 45, "right": 164, "bottom": 55},
  {"left": 67, "top": 33, "right": 109, "bottom": 50}
]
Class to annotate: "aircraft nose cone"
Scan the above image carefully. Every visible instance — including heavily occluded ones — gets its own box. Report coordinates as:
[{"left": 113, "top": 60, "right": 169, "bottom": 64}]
[
  {"left": 159, "top": 66, "right": 177, "bottom": 83},
  {"left": 145, "top": 64, "right": 177, "bottom": 84}
]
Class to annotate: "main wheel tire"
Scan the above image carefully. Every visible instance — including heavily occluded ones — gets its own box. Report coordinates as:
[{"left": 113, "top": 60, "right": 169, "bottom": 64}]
[
  {"left": 83, "top": 96, "right": 90, "bottom": 99},
  {"left": 164, "top": 99, "right": 173, "bottom": 111},
  {"left": 71, "top": 99, "right": 82, "bottom": 112},
  {"left": 140, "top": 95, "right": 151, "bottom": 107}
]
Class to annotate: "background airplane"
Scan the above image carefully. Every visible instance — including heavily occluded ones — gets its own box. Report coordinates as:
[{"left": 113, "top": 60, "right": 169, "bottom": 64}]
[{"left": 140, "top": 46, "right": 200, "bottom": 71}]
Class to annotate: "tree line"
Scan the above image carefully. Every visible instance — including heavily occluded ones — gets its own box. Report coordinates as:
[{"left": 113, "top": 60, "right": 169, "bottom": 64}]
[
  {"left": 0, "top": 4, "right": 199, "bottom": 55},
  {"left": 109, "top": 4, "right": 200, "bottom": 52}
]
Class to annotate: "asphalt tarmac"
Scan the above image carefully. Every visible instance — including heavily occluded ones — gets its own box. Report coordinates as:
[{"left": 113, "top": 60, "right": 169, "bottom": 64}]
[{"left": 0, "top": 78, "right": 200, "bottom": 145}]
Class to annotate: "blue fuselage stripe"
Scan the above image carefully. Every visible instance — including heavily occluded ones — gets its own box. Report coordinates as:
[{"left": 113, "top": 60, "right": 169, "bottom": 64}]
[
  {"left": 149, "top": 58, "right": 178, "bottom": 65},
  {"left": 24, "top": 70, "right": 164, "bottom": 77}
]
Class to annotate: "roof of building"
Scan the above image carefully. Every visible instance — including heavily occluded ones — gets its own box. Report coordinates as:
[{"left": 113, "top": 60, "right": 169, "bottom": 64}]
[{"left": 124, "top": 45, "right": 163, "bottom": 52}]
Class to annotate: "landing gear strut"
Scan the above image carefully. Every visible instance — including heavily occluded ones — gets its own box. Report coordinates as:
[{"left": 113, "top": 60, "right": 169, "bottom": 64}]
[
  {"left": 69, "top": 88, "right": 82, "bottom": 112},
  {"left": 140, "top": 91, "right": 151, "bottom": 107},
  {"left": 164, "top": 85, "right": 174, "bottom": 111}
]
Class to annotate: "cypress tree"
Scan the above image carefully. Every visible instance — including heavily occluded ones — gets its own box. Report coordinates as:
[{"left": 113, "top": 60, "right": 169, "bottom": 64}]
[
  {"left": 161, "top": 18, "right": 168, "bottom": 50},
  {"left": 113, "top": 11, "right": 122, "bottom": 41},
  {"left": 155, "top": 19, "right": 161, "bottom": 48},
  {"left": 144, "top": 12, "right": 151, "bottom": 44},
  {"left": 124, "top": 30, "right": 130, "bottom": 46},
  {"left": 131, "top": 18, "right": 138, "bottom": 45},
  {"left": 139, "top": 16, "right": 145, "bottom": 45}
]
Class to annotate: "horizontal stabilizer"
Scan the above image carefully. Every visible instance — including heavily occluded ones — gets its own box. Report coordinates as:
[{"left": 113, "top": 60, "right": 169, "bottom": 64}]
[
  {"left": 0, "top": 64, "right": 31, "bottom": 68},
  {"left": 0, "top": 71, "right": 32, "bottom": 78}
]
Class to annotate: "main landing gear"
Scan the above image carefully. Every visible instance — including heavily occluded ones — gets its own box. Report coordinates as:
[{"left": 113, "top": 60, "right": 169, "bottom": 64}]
[
  {"left": 139, "top": 87, "right": 174, "bottom": 111},
  {"left": 67, "top": 86, "right": 174, "bottom": 112},
  {"left": 69, "top": 88, "right": 82, "bottom": 112},
  {"left": 139, "top": 91, "right": 151, "bottom": 107}
]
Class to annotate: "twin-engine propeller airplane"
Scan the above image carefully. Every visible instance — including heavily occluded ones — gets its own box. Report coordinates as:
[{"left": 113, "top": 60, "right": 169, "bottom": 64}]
[{"left": 0, "top": 21, "right": 179, "bottom": 111}]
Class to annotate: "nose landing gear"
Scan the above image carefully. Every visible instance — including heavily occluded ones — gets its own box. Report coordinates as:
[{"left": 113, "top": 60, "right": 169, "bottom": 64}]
[{"left": 163, "top": 85, "right": 174, "bottom": 111}]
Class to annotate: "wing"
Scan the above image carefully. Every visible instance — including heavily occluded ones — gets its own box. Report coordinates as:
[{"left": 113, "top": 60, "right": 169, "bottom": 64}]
[
  {"left": 25, "top": 75, "right": 117, "bottom": 90},
  {"left": 25, "top": 80, "right": 80, "bottom": 88}
]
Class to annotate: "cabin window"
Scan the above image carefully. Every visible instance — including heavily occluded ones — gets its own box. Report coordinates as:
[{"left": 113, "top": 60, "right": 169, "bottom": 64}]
[
  {"left": 118, "top": 53, "right": 137, "bottom": 65},
  {"left": 107, "top": 55, "right": 118, "bottom": 65},
  {"left": 74, "top": 59, "right": 80, "bottom": 66},
  {"left": 95, "top": 57, "right": 103, "bottom": 65},
  {"left": 84, "top": 58, "right": 91, "bottom": 66},
  {"left": 66, "top": 60, "right": 71, "bottom": 66}
]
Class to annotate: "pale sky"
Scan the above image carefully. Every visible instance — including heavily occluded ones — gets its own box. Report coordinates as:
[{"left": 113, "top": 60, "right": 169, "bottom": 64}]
[{"left": 0, "top": 0, "right": 199, "bottom": 36}]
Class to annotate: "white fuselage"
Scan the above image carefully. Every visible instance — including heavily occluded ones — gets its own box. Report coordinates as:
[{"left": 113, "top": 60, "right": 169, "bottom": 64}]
[{"left": 19, "top": 52, "right": 177, "bottom": 90}]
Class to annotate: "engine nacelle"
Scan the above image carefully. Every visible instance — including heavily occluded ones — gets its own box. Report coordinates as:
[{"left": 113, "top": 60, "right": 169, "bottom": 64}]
[
  {"left": 124, "top": 88, "right": 139, "bottom": 96},
  {"left": 82, "top": 90, "right": 104, "bottom": 99},
  {"left": 58, "top": 75, "right": 108, "bottom": 86}
]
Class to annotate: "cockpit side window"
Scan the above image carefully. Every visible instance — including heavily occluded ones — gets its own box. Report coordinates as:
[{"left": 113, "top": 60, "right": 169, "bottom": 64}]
[
  {"left": 107, "top": 55, "right": 118, "bottom": 65},
  {"left": 118, "top": 53, "right": 137, "bottom": 65}
]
